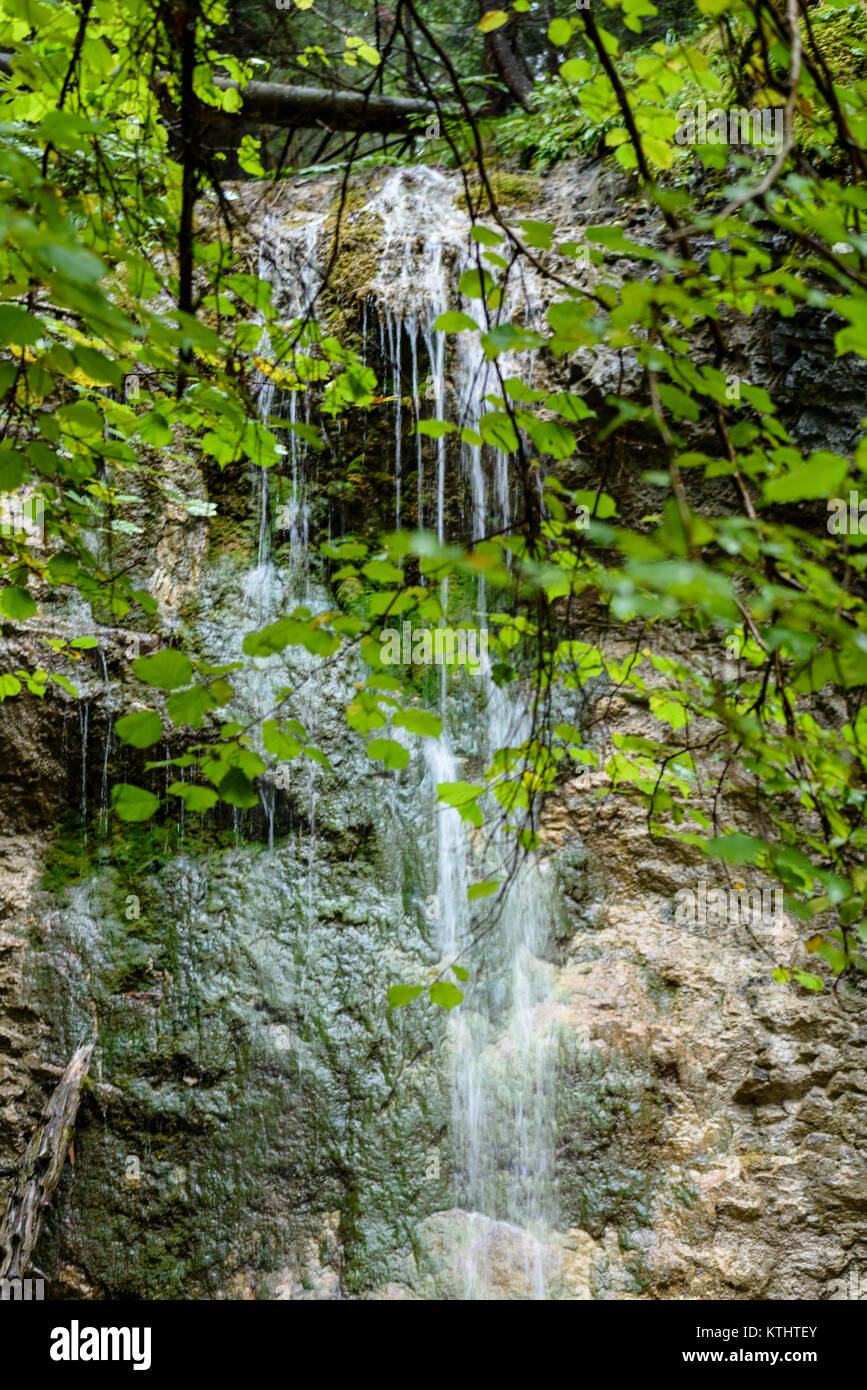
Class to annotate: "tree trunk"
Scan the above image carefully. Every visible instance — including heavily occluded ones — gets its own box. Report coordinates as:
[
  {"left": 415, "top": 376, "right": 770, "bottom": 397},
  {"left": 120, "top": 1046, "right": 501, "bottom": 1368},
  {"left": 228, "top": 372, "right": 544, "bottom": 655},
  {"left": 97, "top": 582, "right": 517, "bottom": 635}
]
[{"left": 476, "top": 0, "right": 533, "bottom": 109}]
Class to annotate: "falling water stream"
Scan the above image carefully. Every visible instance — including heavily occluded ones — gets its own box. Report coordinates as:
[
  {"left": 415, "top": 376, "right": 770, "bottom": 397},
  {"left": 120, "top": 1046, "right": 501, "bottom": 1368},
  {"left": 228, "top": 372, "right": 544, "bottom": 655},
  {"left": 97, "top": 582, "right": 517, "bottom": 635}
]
[
  {"left": 250, "top": 210, "right": 325, "bottom": 609},
  {"left": 255, "top": 167, "right": 562, "bottom": 1297}
]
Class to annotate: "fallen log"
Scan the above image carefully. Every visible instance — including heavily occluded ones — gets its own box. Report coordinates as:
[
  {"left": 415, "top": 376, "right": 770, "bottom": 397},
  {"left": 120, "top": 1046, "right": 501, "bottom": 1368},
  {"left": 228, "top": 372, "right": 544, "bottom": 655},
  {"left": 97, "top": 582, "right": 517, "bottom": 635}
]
[
  {"left": 0, "top": 53, "right": 445, "bottom": 135},
  {"left": 0, "top": 1041, "right": 95, "bottom": 1281},
  {"left": 196, "top": 76, "right": 440, "bottom": 134}
]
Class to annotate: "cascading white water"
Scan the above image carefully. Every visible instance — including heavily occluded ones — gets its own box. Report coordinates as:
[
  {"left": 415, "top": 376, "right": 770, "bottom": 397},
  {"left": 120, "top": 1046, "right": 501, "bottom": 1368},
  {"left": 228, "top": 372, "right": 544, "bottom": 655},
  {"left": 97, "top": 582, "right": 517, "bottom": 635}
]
[
  {"left": 239, "top": 168, "right": 561, "bottom": 1297},
  {"left": 249, "top": 212, "right": 325, "bottom": 617},
  {"left": 364, "top": 168, "right": 457, "bottom": 548},
  {"left": 421, "top": 660, "right": 561, "bottom": 1299},
  {"left": 365, "top": 167, "right": 561, "bottom": 1298}
]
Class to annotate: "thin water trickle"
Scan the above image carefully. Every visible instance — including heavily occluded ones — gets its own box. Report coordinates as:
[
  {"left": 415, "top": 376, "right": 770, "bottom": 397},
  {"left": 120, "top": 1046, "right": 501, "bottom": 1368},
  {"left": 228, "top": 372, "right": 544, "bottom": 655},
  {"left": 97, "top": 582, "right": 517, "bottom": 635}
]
[
  {"left": 98, "top": 648, "right": 112, "bottom": 839},
  {"left": 79, "top": 701, "right": 89, "bottom": 842},
  {"left": 410, "top": 331, "right": 424, "bottom": 528},
  {"left": 391, "top": 314, "right": 403, "bottom": 529},
  {"left": 261, "top": 782, "right": 276, "bottom": 852}
]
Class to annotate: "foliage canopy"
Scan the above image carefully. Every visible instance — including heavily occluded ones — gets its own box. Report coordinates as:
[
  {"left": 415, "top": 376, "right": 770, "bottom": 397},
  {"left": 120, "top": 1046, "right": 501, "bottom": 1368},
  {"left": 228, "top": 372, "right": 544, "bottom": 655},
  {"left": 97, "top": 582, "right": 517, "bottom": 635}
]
[{"left": 2, "top": 0, "right": 867, "bottom": 1003}]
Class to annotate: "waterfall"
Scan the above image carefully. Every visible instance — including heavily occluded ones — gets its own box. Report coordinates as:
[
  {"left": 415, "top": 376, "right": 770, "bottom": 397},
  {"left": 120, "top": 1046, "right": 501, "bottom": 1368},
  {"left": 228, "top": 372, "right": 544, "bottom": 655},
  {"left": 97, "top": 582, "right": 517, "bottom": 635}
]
[
  {"left": 364, "top": 169, "right": 454, "bottom": 545},
  {"left": 173, "top": 167, "right": 562, "bottom": 1298},
  {"left": 249, "top": 212, "right": 325, "bottom": 617},
  {"left": 422, "top": 673, "right": 560, "bottom": 1298},
  {"left": 365, "top": 168, "right": 543, "bottom": 546},
  {"left": 253, "top": 232, "right": 278, "bottom": 574},
  {"left": 364, "top": 167, "right": 560, "bottom": 1297}
]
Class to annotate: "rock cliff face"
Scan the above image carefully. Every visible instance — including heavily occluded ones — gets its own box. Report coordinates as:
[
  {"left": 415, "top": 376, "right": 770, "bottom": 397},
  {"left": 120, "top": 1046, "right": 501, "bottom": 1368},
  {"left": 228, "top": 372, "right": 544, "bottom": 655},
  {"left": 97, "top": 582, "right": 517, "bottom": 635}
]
[
  {"left": 1, "top": 159, "right": 865, "bottom": 1300},
  {"left": 544, "top": 763, "right": 867, "bottom": 1300}
]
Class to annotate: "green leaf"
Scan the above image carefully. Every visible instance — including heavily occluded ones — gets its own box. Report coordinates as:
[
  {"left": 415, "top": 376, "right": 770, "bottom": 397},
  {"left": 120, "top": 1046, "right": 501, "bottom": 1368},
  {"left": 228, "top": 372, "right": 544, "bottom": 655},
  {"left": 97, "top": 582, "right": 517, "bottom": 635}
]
[
  {"left": 763, "top": 453, "right": 848, "bottom": 504},
  {"left": 168, "top": 782, "right": 219, "bottom": 813},
  {"left": 706, "top": 833, "right": 766, "bottom": 865},
  {"left": 0, "top": 673, "right": 22, "bottom": 700},
  {"left": 560, "top": 58, "right": 592, "bottom": 81},
  {"left": 523, "top": 416, "right": 575, "bottom": 460},
  {"left": 392, "top": 708, "right": 443, "bottom": 738},
  {"left": 416, "top": 419, "right": 455, "bottom": 438},
  {"left": 218, "top": 767, "right": 260, "bottom": 808},
  {"left": 480, "top": 412, "right": 519, "bottom": 453},
  {"left": 59, "top": 400, "right": 103, "bottom": 440},
  {"left": 49, "top": 673, "right": 78, "bottom": 698},
  {"left": 459, "top": 268, "right": 495, "bottom": 301},
  {"left": 210, "top": 678, "right": 233, "bottom": 705},
  {"left": 366, "top": 737, "right": 410, "bottom": 770},
  {"left": 0, "top": 448, "right": 26, "bottom": 491},
  {"left": 468, "top": 880, "right": 500, "bottom": 901},
  {"left": 167, "top": 684, "right": 217, "bottom": 728},
  {"left": 429, "top": 981, "right": 464, "bottom": 1010},
  {"left": 243, "top": 614, "right": 338, "bottom": 659},
  {"left": 547, "top": 17, "right": 572, "bottom": 45},
  {"left": 470, "top": 227, "right": 504, "bottom": 247},
  {"left": 433, "top": 311, "right": 479, "bottom": 332},
  {"left": 547, "top": 299, "right": 595, "bottom": 349},
  {"left": 0, "top": 586, "right": 36, "bottom": 620},
  {"left": 139, "top": 412, "right": 173, "bottom": 448},
  {"left": 111, "top": 783, "right": 161, "bottom": 822},
  {"left": 792, "top": 968, "right": 824, "bottom": 993},
  {"left": 585, "top": 225, "right": 658, "bottom": 258},
  {"left": 483, "top": 323, "right": 544, "bottom": 357},
  {"left": 71, "top": 343, "right": 123, "bottom": 388},
  {"left": 657, "top": 382, "right": 700, "bottom": 423},
  {"left": 519, "top": 219, "right": 554, "bottom": 250},
  {"left": 114, "top": 711, "right": 162, "bottom": 748},
  {"left": 45, "top": 553, "right": 80, "bottom": 585},
  {"left": 387, "top": 984, "right": 423, "bottom": 1007},
  {"left": 437, "top": 781, "right": 484, "bottom": 806},
  {"left": 263, "top": 719, "right": 302, "bottom": 760},
  {"left": 133, "top": 649, "right": 194, "bottom": 690},
  {"left": 363, "top": 558, "right": 404, "bottom": 583},
  {"left": 346, "top": 693, "right": 387, "bottom": 734},
  {"left": 0, "top": 305, "right": 43, "bottom": 345}
]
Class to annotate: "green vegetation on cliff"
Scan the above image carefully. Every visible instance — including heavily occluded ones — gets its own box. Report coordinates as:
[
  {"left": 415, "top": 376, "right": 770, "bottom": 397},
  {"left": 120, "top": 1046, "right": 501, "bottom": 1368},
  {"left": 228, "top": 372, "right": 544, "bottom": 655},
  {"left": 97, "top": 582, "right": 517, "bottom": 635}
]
[{"left": 2, "top": 0, "right": 867, "bottom": 1027}]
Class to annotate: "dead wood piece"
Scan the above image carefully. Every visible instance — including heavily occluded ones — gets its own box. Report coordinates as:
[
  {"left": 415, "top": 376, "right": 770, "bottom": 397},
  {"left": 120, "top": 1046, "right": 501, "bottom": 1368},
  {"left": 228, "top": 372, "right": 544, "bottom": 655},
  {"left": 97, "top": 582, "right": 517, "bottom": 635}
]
[{"left": 0, "top": 1041, "right": 94, "bottom": 1281}]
